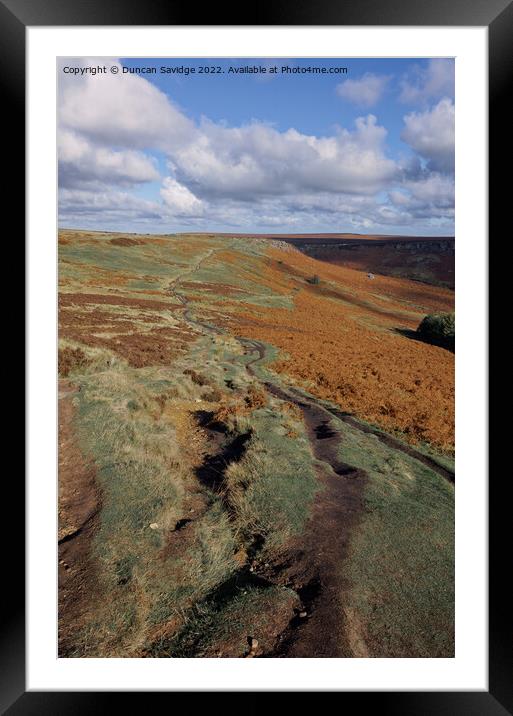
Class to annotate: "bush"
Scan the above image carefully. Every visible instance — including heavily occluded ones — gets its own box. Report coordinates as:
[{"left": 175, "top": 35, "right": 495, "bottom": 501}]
[
  {"left": 183, "top": 368, "right": 208, "bottom": 386},
  {"left": 417, "top": 312, "right": 455, "bottom": 350},
  {"left": 58, "top": 346, "right": 91, "bottom": 377}
]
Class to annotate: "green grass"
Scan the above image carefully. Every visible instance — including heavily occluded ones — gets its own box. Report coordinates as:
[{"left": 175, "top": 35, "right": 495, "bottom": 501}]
[
  {"left": 65, "top": 354, "right": 236, "bottom": 654},
  {"left": 146, "top": 502, "right": 239, "bottom": 626},
  {"left": 224, "top": 404, "right": 318, "bottom": 553},
  {"left": 332, "top": 416, "right": 454, "bottom": 657},
  {"left": 62, "top": 329, "right": 318, "bottom": 656},
  {"left": 60, "top": 240, "right": 199, "bottom": 277}
]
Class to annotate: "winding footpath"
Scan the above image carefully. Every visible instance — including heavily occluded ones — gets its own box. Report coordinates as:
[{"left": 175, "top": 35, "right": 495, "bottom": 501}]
[{"left": 167, "top": 253, "right": 454, "bottom": 657}]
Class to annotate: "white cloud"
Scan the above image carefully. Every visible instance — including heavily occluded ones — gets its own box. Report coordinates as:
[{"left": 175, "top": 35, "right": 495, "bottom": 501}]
[
  {"left": 58, "top": 187, "right": 163, "bottom": 225},
  {"left": 57, "top": 58, "right": 455, "bottom": 234},
  {"left": 59, "top": 129, "right": 159, "bottom": 187},
  {"left": 388, "top": 172, "right": 455, "bottom": 223},
  {"left": 160, "top": 177, "right": 205, "bottom": 215},
  {"left": 173, "top": 114, "right": 398, "bottom": 197},
  {"left": 59, "top": 58, "right": 195, "bottom": 151},
  {"left": 59, "top": 61, "right": 398, "bottom": 199},
  {"left": 399, "top": 59, "right": 454, "bottom": 105},
  {"left": 405, "top": 173, "right": 454, "bottom": 205},
  {"left": 336, "top": 73, "right": 391, "bottom": 108},
  {"left": 401, "top": 99, "right": 455, "bottom": 172}
]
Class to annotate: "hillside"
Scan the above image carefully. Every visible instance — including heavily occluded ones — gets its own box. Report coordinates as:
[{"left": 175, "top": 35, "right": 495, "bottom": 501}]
[
  {"left": 280, "top": 235, "right": 455, "bottom": 289},
  {"left": 58, "top": 229, "right": 454, "bottom": 658},
  {"left": 195, "top": 233, "right": 455, "bottom": 288}
]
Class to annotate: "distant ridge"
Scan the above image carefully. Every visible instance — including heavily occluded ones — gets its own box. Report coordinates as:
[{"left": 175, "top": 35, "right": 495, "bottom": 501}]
[{"left": 191, "top": 232, "right": 454, "bottom": 242}]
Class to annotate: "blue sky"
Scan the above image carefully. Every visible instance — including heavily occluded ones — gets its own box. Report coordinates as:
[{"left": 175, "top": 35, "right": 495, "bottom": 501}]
[{"left": 58, "top": 57, "right": 454, "bottom": 235}]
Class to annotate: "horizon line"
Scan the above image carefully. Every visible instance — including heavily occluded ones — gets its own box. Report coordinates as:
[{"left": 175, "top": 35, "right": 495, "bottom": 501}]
[{"left": 58, "top": 227, "right": 455, "bottom": 240}]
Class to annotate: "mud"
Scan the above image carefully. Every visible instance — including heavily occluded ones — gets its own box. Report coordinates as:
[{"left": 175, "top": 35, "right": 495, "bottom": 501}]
[
  {"left": 256, "top": 380, "right": 368, "bottom": 657},
  {"left": 237, "top": 337, "right": 453, "bottom": 655}
]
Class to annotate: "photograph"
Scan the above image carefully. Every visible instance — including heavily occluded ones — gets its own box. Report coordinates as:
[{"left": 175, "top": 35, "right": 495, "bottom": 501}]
[{"left": 57, "top": 56, "right": 456, "bottom": 660}]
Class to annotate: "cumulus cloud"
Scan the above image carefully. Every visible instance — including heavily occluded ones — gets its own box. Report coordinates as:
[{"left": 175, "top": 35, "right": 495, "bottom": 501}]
[
  {"left": 405, "top": 173, "right": 454, "bottom": 205},
  {"left": 59, "top": 129, "right": 159, "bottom": 187},
  {"left": 401, "top": 98, "right": 455, "bottom": 173},
  {"left": 399, "top": 58, "right": 454, "bottom": 105},
  {"left": 336, "top": 73, "right": 391, "bottom": 108},
  {"left": 57, "top": 57, "right": 455, "bottom": 234},
  {"left": 160, "top": 177, "right": 205, "bottom": 215},
  {"left": 389, "top": 172, "right": 454, "bottom": 220},
  {"left": 173, "top": 115, "right": 398, "bottom": 198},
  {"left": 59, "top": 60, "right": 398, "bottom": 202},
  {"left": 59, "top": 58, "right": 195, "bottom": 151},
  {"left": 58, "top": 187, "right": 163, "bottom": 227}
]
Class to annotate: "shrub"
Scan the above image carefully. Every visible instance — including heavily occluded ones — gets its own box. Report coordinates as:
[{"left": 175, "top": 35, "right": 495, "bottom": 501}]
[
  {"left": 58, "top": 346, "right": 91, "bottom": 377},
  {"left": 244, "top": 385, "right": 267, "bottom": 410},
  {"left": 183, "top": 368, "right": 208, "bottom": 386},
  {"left": 417, "top": 312, "right": 455, "bottom": 350}
]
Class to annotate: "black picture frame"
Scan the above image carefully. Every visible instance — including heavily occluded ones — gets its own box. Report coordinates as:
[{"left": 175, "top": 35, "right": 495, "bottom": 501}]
[{"left": 5, "top": 0, "right": 502, "bottom": 712}]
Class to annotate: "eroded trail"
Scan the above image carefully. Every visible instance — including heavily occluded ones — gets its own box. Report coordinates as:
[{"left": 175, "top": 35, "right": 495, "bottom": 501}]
[
  {"left": 156, "top": 259, "right": 452, "bottom": 657},
  {"left": 236, "top": 339, "right": 368, "bottom": 657},
  {"left": 266, "top": 413, "right": 367, "bottom": 657},
  {"left": 168, "top": 265, "right": 372, "bottom": 656}
]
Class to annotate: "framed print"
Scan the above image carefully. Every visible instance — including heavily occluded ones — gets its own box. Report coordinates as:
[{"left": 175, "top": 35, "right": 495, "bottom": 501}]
[{"left": 4, "top": 0, "right": 505, "bottom": 710}]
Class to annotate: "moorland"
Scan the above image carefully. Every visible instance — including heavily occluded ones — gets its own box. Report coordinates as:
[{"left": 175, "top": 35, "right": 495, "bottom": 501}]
[{"left": 58, "top": 229, "right": 454, "bottom": 658}]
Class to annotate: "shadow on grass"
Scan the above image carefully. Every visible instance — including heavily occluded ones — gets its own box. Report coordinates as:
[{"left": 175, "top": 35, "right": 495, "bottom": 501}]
[
  {"left": 394, "top": 327, "right": 454, "bottom": 353},
  {"left": 194, "top": 415, "right": 252, "bottom": 491}
]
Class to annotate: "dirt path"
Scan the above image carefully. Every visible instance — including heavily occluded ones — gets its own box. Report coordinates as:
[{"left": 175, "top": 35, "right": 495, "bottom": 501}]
[
  {"left": 58, "top": 380, "right": 102, "bottom": 656},
  {"left": 233, "top": 339, "right": 368, "bottom": 657},
  {"left": 265, "top": 407, "right": 367, "bottom": 657},
  {"left": 167, "top": 265, "right": 371, "bottom": 656},
  {"left": 154, "top": 259, "right": 452, "bottom": 657},
  {"left": 237, "top": 337, "right": 452, "bottom": 656}
]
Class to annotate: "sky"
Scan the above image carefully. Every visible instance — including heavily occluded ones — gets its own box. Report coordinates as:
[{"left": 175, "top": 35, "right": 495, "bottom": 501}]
[{"left": 58, "top": 57, "right": 455, "bottom": 236}]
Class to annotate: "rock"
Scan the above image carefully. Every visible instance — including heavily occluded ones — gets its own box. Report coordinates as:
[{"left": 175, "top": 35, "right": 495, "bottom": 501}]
[
  {"left": 299, "top": 611, "right": 308, "bottom": 618},
  {"left": 149, "top": 523, "right": 159, "bottom": 530}
]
